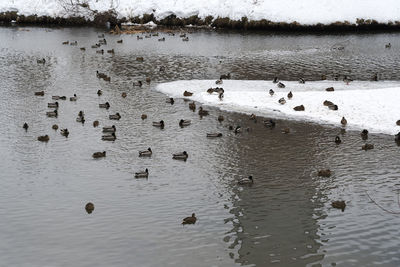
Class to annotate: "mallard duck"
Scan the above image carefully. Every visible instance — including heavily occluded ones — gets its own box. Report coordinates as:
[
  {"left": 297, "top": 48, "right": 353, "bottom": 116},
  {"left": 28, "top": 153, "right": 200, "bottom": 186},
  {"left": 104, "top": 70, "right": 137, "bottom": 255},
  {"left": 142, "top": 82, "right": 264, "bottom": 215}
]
[
  {"left": 182, "top": 37, "right": 189, "bottom": 42},
  {"left": 362, "top": 143, "right": 374, "bottom": 150},
  {"left": 62, "top": 41, "right": 69, "bottom": 45},
  {"left": 59, "top": 96, "right": 66, "bottom": 100},
  {"left": 179, "top": 119, "right": 191, "bottom": 127},
  {"left": 343, "top": 76, "right": 352, "bottom": 84},
  {"left": 137, "top": 36, "right": 143, "bottom": 40},
  {"left": 102, "top": 125, "right": 116, "bottom": 133},
  {"left": 69, "top": 94, "right": 77, "bottom": 101},
  {"left": 107, "top": 49, "right": 114, "bottom": 54},
  {"left": 103, "top": 76, "right": 111, "bottom": 82},
  {"left": 287, "top": 91, "right": 293, "bottom": 99},
  {"left": 299, "top": 78, "right": 305, "bottom": 84},
  {"left": 121, "top": 92, "right": 127, "bottom": 98},
  {"left": 238, "top": 176, "right": 253, "bottom": 185},
  {"left": 234, "top": 126, "right": 241, "bottom": 134},
  {"left": 328, "top": 104, "right": 338, "bottom": 110},
  {"left": 93, "top": 120, "right": 99, "bottom": 127},
  {"left": 133, "top": 81, "right": 143, "bottom": 87},
  {"left": 385, "top": 43, "right": 391, "bottom": 49},
  {"left": 146, "top": 77, "right": 151, "bottom": 83},
  {"left": 183, "top": 91, "right": 193, "bottom": 97},
  {"left": 96, "top": 49, "right": 104, "bottom": 54},
  {"left": 318, "top": 169, "right": 331, "bottom": 177},
  {"left": 60, "top": 128, "right": 69, "bottom": 137},
  {"left": 189, "top": 102, "right": 196, "bottom": 111},
  {"left": 220, "top": 73, "right": 231, "bottom": 80},
  {"left": 70, "top": 41, "right": 77, "bottom": 46},
  {"left": 117, "top": 39, "right": 123, "bottom": 43},
  {"left": 207, "top": 133, "right": 222, "bottom": 138},
  {"left": 34, "top": 91, "right": 44, "bottom": 96},
  {"left": 139, "top": 148, "right": 152, "bottom": 157},
  {"left": 293, "top": 105, "right": 305, "bottom": 111},
  {"left": 52, "top": 124, "right": 58, "bottom": 130},
  {"left": 335, "top": 136, "right": 341, "bottom": 144},
  {"left": 97, "top": 90, "right": 102, "bottom": 96},
  {"left": 78, "top": 110, "right": 84, "bottom": 117},
  {"left": 93, "top": 151, "right": 106, "bottom": 158},
  {"left": 109, "top": 113, "right": 121, "bottom": 120},
  {"left": 102, "top": 132, "right": 116, "bottom": 141},
  {"left": 341, "top": 117, "right": 347, "bottom": 126},
  {"left": 37, "top": 58, "right": 46, "bottom": 64},
  {"left": 166, "top": 98, "right": 174, "bottom": 104},
  {"left": 269, "top": 89, "right": 274, "bottom": 96},
  {"left": 326, "top": 87, "right": 334, "bottom": 92},
  {"left": 46, "top": 110, "right": 58, "bottom": 117},
  {"left": 182, "top": 213, "right": 196, "bottom": 224},
  {"left": 218, "top": 92, "right": 224, "bottom": 100},
  {"left": 76, "top": 116, "right": 85, "bottom": 123},
  {"left": 135, "top": 168, "right": 149, "bottom": 178},
  {"left": 273, "top": 77, "right": 278, "bottom": 83},
  {"left": 141, "top": 114, "right": 147, "bottom": 120},
  {"left": 218, "top": 115, "right": 224, "bottom": 122},
  {"left": 96, "top": 71, "right": 107, "bottom": 79},
  {"left": 278, "top": 97, "right": 286, "bottom": 105},
  {"left": 395, "top": 132, "right": 400, "bottom": 142},
  {"left": 158, "top": 37, "right": 165, "bottom": 41},
  {"left": 361, "top": 129, "right": 369, "bottom": 140},
  {"left": 85, "top": 202, "right": 94, "bottom": 214},
  {"left": 331, "top": 201, "right": 346, "bottom": 211},
  {"left": 136, "top": 56, "right": 144, "bottom": 61},
  {"left": 277, "top": 82, "right": 285, "bottom": 88},
  {"left": 23, "top": 122, "right": 29, "bottom": 130},
  {"left": 47, "top": 102, "right": 58, "bottom": 108},
  {"left": 173, "top": 151, "right": 188, "bottom": 160},
  {"left": 52, "top": 96, "right": 60, "bottom": 100},
  {"left": 38, "top": 135, "right": 49, "bottom": 142},
  {"left": 198, "top": 107, "right": 209, "bottom": 116},
  {"left": 216, "top": 79, "right": 223, "bottom": 85},
  {"left": 264, "top": 119, "right": 276, "bottom": 128},
  {"left": 80, "top": 47, "right": 86, "bottom": 51},
  {"left": 99, "top": 102, "right": 110, "bottom": 109},
  {"left": 323, "top": 100, "right": 334, "bottom": 106},
  {"left": 153, "top": 120, "right": 165, "bottom": 128}
]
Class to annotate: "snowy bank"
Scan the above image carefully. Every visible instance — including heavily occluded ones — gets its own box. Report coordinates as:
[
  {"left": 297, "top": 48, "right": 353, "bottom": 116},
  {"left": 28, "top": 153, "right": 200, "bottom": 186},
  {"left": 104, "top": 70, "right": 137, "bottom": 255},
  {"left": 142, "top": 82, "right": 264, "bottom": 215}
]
[
  {"left": 156, "top": 80, "right": 400, "bottom": 135},
  {"left": 2, "top": 0, "right": 400, "bottom": 26}
]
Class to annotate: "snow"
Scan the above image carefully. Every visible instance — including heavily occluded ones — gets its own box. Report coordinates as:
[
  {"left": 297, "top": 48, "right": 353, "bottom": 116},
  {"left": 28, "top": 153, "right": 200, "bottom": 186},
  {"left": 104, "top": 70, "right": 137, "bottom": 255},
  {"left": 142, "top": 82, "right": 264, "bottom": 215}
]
[
  {"left": 2, "top": 0, "right": 400, "bottom": 25},
  {"left": 156, "top": 80, "right": 400, "bottom": 135}
]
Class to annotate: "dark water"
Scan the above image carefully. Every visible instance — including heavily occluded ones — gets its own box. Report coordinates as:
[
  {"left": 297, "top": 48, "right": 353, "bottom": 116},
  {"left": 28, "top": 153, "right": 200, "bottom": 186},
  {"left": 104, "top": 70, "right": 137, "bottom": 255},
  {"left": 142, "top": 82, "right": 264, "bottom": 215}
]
[{"left": 0, "top": 26, "right": 399, "bottom": 267}]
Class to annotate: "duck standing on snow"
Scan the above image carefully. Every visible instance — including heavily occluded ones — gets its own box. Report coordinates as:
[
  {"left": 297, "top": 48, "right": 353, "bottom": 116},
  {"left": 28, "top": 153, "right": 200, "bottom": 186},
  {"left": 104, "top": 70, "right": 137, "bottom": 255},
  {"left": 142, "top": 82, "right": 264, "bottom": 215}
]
[
  {"left": 299, "top": 78, "right": 305, "bottom": 84},
  {"left": 269, "top": 89, "right": 274, "bottom": 96},
  {"left": 287, "top": 91, "right": 293, "bottom": 99},
  {"left": 277, "top": 82, "right": 285, "bottom": 88},
  {"left": 278, "top": 97, "right": 286, "bottom": 105}
]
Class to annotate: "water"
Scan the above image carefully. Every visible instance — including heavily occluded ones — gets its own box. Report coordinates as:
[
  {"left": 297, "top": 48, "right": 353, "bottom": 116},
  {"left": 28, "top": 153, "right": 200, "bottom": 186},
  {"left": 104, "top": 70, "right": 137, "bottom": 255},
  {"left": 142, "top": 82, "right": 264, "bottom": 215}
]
[{"left": 0, "top": 26, "right": 399, "bottom": 267}]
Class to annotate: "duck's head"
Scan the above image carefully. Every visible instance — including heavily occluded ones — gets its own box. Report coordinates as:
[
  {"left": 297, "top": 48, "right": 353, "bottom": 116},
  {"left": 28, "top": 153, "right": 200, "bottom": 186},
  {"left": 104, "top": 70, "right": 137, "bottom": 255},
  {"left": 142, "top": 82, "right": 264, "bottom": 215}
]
[
  {"left": 362, "top": 129, "right": 368, "bottom": 135},
  {"left": 249, "top": 176, "right": 253, "bottom": 181},
  {"left": 148, "top": 147, "right": 152, "bottom": 152},
  {"left": 145, "top": 168, "right": 149, "bottom": 173},
  {"left": 179, "top": 119, "right": 184, "bottom": 124},
  {"left": 116, "top": 113, "right": 120, "bottom": 116},
  {"left": 183, "top": 151, "right": 187, "bottom": 155},
  {"left": 160, "top": 120, "right": 164, "bottom": 124},
  {"left": 191, "top": 213, "right": 196, "bottom": 217},
  {"left": 112, "top": 125, "right": 116, "bottom": 129}
]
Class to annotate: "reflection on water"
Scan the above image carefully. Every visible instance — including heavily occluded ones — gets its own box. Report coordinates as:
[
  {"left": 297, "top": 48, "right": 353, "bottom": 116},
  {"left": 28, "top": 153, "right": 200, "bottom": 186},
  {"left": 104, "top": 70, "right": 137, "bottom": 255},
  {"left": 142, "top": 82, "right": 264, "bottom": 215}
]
[{"left": 0, "top": 26, "right": 400, "bottom": 266}]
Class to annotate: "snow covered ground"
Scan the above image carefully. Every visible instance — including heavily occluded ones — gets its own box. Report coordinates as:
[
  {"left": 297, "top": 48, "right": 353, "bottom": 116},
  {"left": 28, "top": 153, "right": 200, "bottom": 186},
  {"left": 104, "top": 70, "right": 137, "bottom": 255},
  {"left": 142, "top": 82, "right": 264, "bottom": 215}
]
[
  {"left": 2, "top": 0, "right": 400, "bottom": 25},
  {"left": 156, "top": 80, "right": 400, "bottom": 135}
]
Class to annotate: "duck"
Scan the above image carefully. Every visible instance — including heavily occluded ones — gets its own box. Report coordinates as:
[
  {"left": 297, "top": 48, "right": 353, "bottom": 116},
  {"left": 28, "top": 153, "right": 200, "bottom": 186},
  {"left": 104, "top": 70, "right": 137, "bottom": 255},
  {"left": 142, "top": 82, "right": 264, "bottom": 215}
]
[
  {"left": 395, "top": 132, "right": 400, "bottom": 142},
  {"left": 189, "top": 102, "right": 196, "bottom": 111},
  {"left": 121, "top": 92, "right": 127, "bottom": 98},
  {"left": 341, "top": 117, "right": 347, "bottom": 126},
  {"left": 60, "top": 128, "right": 69, "bottom": 137},
  {"left": 234, "top": 126, "right": 241, "bottom": 134},
  {"left": 282, "top": 128, "right": 290, "bottom": 134},
  {"left": 182, "top": 213, "right": 197, "bottom": 225},
  {"left": 37, "top": 135, "right": 49, "bottom": 142},
  {"left": 85, "top": 202, "right": 94, "bottom": 214},
  {"left": 69, "top": 94, "right": 77, "bottom": 101},
  {"left": 133, "top": 81, "right": 143, "bottom": 87},
  {"left": 139, "top": 148, "right": 152, "bottom": 157},
  {"left": 46, "top": 110, "right": 58, "bottom": 117},
  {"left": 216, "top": 79, "right": 223, "bottom": 85},
  {"left": 299, "top": 78, "right": 305, "bottom": 84},
  {"left": 335, "top": 136, "right": 341, "bottom": 144},
  {"left": 137, "top": 36, "right": 143, "bottom": 40},
  {"left": 272, "top": 77, "right": 278, "bottom": 83},
  {"left": 96, "top": 49, "right": 104, "bottom": 54},
  {"left": 22, "top": 122, "right": 29, "bottom": 131},
  {"left": 218, "top": 92, "right": 224, "bottom": 100},
  {"left": 99, "top": 102, "right": 110, "bottom": 109},
  {"left": 146, "top": 77, "right": 151, "bottom": 83},
  {"left": 96, "top": 71, "right": 107, "bottom": 79},
  {"left": 385, "top": 43, "right": 391, "bottom": 49},
  {"left": 62, "top": 41, "right": 69, "bottom": 45},
  {"left": 269, "top": 89, "right": 274, "bottom": 96},
  {"left": 102, "top": 125, "right": 116, "bottom": 133},
  {"left": 249, "top": 114, "right": 256, "bottom": 121},
  {"left": 153, "top": 120, "right": 165, "bottom": 129},
  {"left": 93, "top": 151, "right": 106, "bottom": 158},
  {"left": 277, "top": 82, "right": 285, "bottom": 88},
  {"left": 318, "top": 169, "right": 331, "bottom": 177},
  {"left": 97, "top": 90, "right": 103, "bottom": 96},
  {"left": 70, "top": 40, "right": 77, "bottom": 46},
  {"left": 323, "top": 100, "right": 334, "bottom": 106},
  {"left": 264, "top": 119, "right": 276, "bottom": 128},
  {"left": 158, "top": 37, "right": 165, "bottom": 41},
  {"left": 343, "top": 76, "right": 352, "bottom": 84},
  {"left": 102, "top": 132, "right": 116, "bottom": 141},
  {"left": 52, "top": 124, "right": 58, "bottom": 130},
  {"left": 238, "top": 176, "right": 254, "bottom": 185},
  {"left": 93, "top": 120, "right": 99, "bottom": 127},
  {"left": 152, "top": 33, "right": 159, "bottom": 37},
  {"left": 47, "top": 102, "right": 59, "bottom": 108},
  {"left": 287, "top": 91, "right": 293, "bottom": 99},
  {"left": 278, "top": 97, "right": 286, "bottom": 105},
  {"left": 173, "top": 151, "right": 188, "bottom": 160},
  {"left": 331, "top": 201, "right": 346, "bottom": 211},
  {"left": 182, "top": 37, "right": 189, "bottom": 42},
  {"left": 78, "top": 110, "right": 84, "bottom": 117},
  {"left": 207, "top": 133, "right": 223, "bottom": 138},
  {"left": 179, "top": 119, "right": 191, "bottom": 127},
  {"left": 34, "top": 91, "right": 44, "bottom": 96},
  {"left": 362, "top": 143, "right": 374, "bottom": 150},
  {"left": 220, "top": 73, "right": 231, "bottom": 80},
  {"left": 76, "top": 116, "right": 85, "bottom": 124},
  {"left": 396, "top": 120, "right": 400, "bottom": 126},
  {"left": 326, "top": 87, "right": 334, "bottom": 92},
  {"left": 109, "top": 113, "right": 121, "bottom": 120},
  {"left": 198, "top": 107, "right": 209, "bottom": 116},
  {"left": 159, "top": 66, "right": 165, "bottom": 72},
  {"left": 136, "top": 56, "right": 144, "bottom": 61},
  {"left": 141, "top": 114, "right": 147, "bottom": 120},
  {"left": 293, "top": 105, "right": 305, "bottom": 111},
  {"left": 328, "top": 104, "right": 338, "bottom": 111},
  {"left": 166, "top": 98, "right": 174, "bottom": 104},
  {"left": 107, "top": 49, "right": 114, "bottom": 54},
  {"left": 218, "top": 115, "right": 224, "bottom": 122},
  {"left": 179, "top": 33, "right": 186, "bottom": 38},
  {"left": 135, "top": 168, "right": 149, "bottom": 178},
  {"left": 117, "top": 39, "right": 123, "bottom": 43},
  {"left": 361, "top": 129, "right": 369, "bottom": 140},
  {"left": 80, "top": 47, "right": 86, "bottom": 51},
  {"left": 183, "top": 91, "right": 193, "bottom": 97},
  {"left": 37, "top": 58, "right": 46, "bottom": 64},
  {"left": 103, "top": 76, "right": 111, "bottom": 82}
]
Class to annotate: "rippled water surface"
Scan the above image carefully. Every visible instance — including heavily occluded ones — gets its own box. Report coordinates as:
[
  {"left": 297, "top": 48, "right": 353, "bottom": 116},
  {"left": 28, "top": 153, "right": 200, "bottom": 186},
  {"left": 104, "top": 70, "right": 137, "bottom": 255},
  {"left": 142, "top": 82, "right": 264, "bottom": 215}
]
[{"left": 0, "top": 26, "right": 399, "bottom": 267}]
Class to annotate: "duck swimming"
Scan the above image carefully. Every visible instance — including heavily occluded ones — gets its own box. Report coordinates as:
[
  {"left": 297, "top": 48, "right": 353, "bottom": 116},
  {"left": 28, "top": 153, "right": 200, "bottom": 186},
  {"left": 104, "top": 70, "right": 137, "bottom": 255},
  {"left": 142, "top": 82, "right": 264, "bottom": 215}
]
[
  {"left": 103, "top": 125, "right": 116, "bottom": 133},
  {"left": 318, "top": 169, "right": 331, "bottom": 177},
  {"left": 35, "top": 91, "right": 44, "bottom": 96},
  {"left": 198, "top": 107, "right": 209, "bottom": 116},
  {"left": 182, "top": 213, "right": 197, "bottom": 225},
  {"left": 361, "top": 129, "right": 369, "bottom": 140},
  {"left": 153, "top": 120, "right": 165, "bottom": 129},
  {"left": 207, "top": 133, "right": 223, "bottom": 138},
  {"left": 326, "top": 87, "right": 334, "bottom": 92},
  {"left": 335, "top": 136, "right": 341, "bottom": 144},
  {"left": 179, "top": 119, "right": 191, "bottom": 127},
  {"left": 109, "top": 113, "right": 121, "bottom": 120},
  {"left": 264, "top": 119, "right": 276, "bottom": 128},
  {"left": 102, "top": 132, "right": 116, "bottom": 141},
  {"left": 139, "top": 148, "right": 152, "bottom": 157},
  {"left": 135, "top": 168, "right": 149, "bottom": 178},
  {"left": 189, "top": 102, "right": 196, "bottom": 111},
  {"left": 92, "top": 151, "right": 106, "bottom": 158},
  {"left": 299, "top": 78, "right": 305, "bottom": 84},
  {"left": 85, "top": 202, "right": 94, "bottom": 214},
  {"left": 93, "top": 120, "right": 99, "bottom": 127},
  {"left": 331, "top": 201, "right": 346, "bottom": 211},
  {"left": 23, "top": 122, "right": 28, "bottom": 130},
  {"left": 60, "top": 128, "right": 69, "bottom": 137},
  {"left": 97, "top": 90, "right": 103, "bottom": 96},
  {"left": 218, "top": 115, "right": 224, "bottom": 122},
  {"left": 278, "top": 97, "right": 286, "bottom": 105},
  {"left": 173, "top": 151, "right": 188, "bottom": 160},
  {"left": 69, "top": 94, "right": 77, "bottom": 101},
  {"left": 46, "top": 110, "right": 58, "bottom": 117},
  {"left": 183, "top": 91, "right": 193, "bottom": 97},
  {"left": 99, "top": 102, "right": 110, "bottom": 109},
  {"left": 362, "top": 143, "right": 374, "bottom": 150},
  {"left": 234, "top": 126, "right": 241, "bottom": 134},
  {"left": 52, "top": 124, "right": 58, "bottom": 130},
  {"left": 47, "top": 102, "right": 58, "bottom": 108},
  {"left": 238, "top": 176, "right": 253, "bottom": 185},
  {"left": 37, "top": 135, "right": 49, "bottom": 142},
  {"left": 166, "top": 98, "right": 174, "bottom": 104},
  {"left": 37, "top": 58, "right": 46, "bottom": 64},
  {"left": 141, "top": 114, "right": 147, "bottom": 120},
  {"left": 293, "top": 105, "right": 305, "bottom": 111}
]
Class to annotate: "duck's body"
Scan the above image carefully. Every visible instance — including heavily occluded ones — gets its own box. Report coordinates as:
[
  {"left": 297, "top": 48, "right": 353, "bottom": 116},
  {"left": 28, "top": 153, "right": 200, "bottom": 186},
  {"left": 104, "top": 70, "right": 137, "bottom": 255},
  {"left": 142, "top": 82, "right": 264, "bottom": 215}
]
[
  {"left": 102, "top": 133, "right": 116, "bottom": 141},
  {"left": 35, "top": 91, "right": 44, "bottom": 96},
  {"left": 102, "top": 125, "right": 116, "bottom": 133},
  {"left": 93, "top": 120, "right": 99, "bottom": 127},
  {"left": 52, "top": 124, "right": 58, "bottom": 130},
  {"left": 80, "top": 47, "right": 86, "bottom": 51},
  {"left": 218, "top": 115, "right": 224, "bottom": 122},
  {"left": 47, "top": 102, "right": 59, "bottom": 108},
  {"left": 216, "top": 79, "right": 223, "bottom": 85},
  {"left": 207, "top": 133, "right": 222, "bottom": 138},
  {"left": 198, "top": 107, "right": 209, "bottom": 116},
  {"left": 335, "top": 136, "right": 341, "bottom": 144},
  {"left": 277, "top": 82, "right": 285, "bottom": 88},
  {"left": 93, "top": 151, "right": 106, "bottom": 158},
  {"left": 332, "top": 201, "right": 346, "bottom": 211},
  {"left": 287, "top": 91, "right": 293, "bottom": 99},
  {"left": 76, "top": 116, "right": 85, "bottom": 123},
  {"left": 318, "top": 169, "right": 331, "bottom": 177},
  {"left": 361, "top": 129, "right": 369, "bottom": 140},
  {"left": 141, "top": 114, "right": 147, "bottom": 120},
  {"left": 182, "top": 213, "right": 196, "bottom": 225},
  {"left": 299, "top": 78, "right": 305, "bottom": 84},
  {"left": 183, "top": 91, "right": 193, "bottom": 97},
  {"left": 121, "top": 92, "right": 127, "bottom": 98},
  {"left": 158, "top": 37, "right": 165, "bottom": 41},
  {"left": 173, "top": 151, "right": 188, "bottom": 160},
  {"left": 293, "top": 105, "right": 305, "bottom": 111},
  {"left": 238, "top": 176, "right": 254, "bottom": 185},
  {"left": 189, "top": 102, "right": 196, "bottom": 111},
  {"left": 341, "top": 117, "right": 347, "bottom": 126},
  {"left": 152, "top": 120, "right": 165, "bottom": 129},
  {"left": 38, "top": 135, "right": 49, "bottom": 142},
  {"left": 326, "top": 87, "right": 334, "bottom": 92},
  {"left": 23, "top": 123, "right": 29, "bottom": 130},
  {"left": 46, "top": 110, "right": 58, "bottom": 117},
  {"left": 182, "top": 37, "right": 189, "bottom": 42},
  {"left": 117, "top": 39, "right": 123, "bottom": 43},
  {"left": 135, "top": 168, "right": 149, "bottom": 178},
  {"left": 97, "top": 90, "right": 103, "bottom": 96},
  {"left": 278, "top": 97, "right": 286, "bottom": 105},
  {"left": 139, "top": 148, "right": 152, "bottom": 157},
  {"left": 109, "top": 113, "right": 121, "bottom": 120},
  {"left": 96, "top": 49, "right": 104, "bottom": 54},
  {"left": 107, "top": 49, "right": 114, "bottom": 54},
  {"left": 385, "top": 43, "right": 391, "bottom": 49},
  {"left": 99, "top": 102, "right": 110, "bottom": 109},
  {"left": 362, "top": 143, "right": 374, "bottom": 150},
  {"left": 60, "top": 128, "right": 69, "bottom": 137},
  {"left": 269, "top": 89, "right": 274, "bottom": 96},
  {"left": 69, "top": 94, "right": 77, "bottom": 101},
  {"left": 179, "top": 119, "right": 191, "bottom": 127},
  {"left": 328, "top": 104, "right": 338, "bottom": 110}
]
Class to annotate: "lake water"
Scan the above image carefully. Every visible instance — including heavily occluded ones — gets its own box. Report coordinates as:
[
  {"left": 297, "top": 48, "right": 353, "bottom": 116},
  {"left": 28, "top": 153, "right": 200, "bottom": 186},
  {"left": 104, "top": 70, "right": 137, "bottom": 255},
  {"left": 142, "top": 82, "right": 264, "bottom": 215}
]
[{"left": 0, "top": 26, "right": 399, "bottom": 267}]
